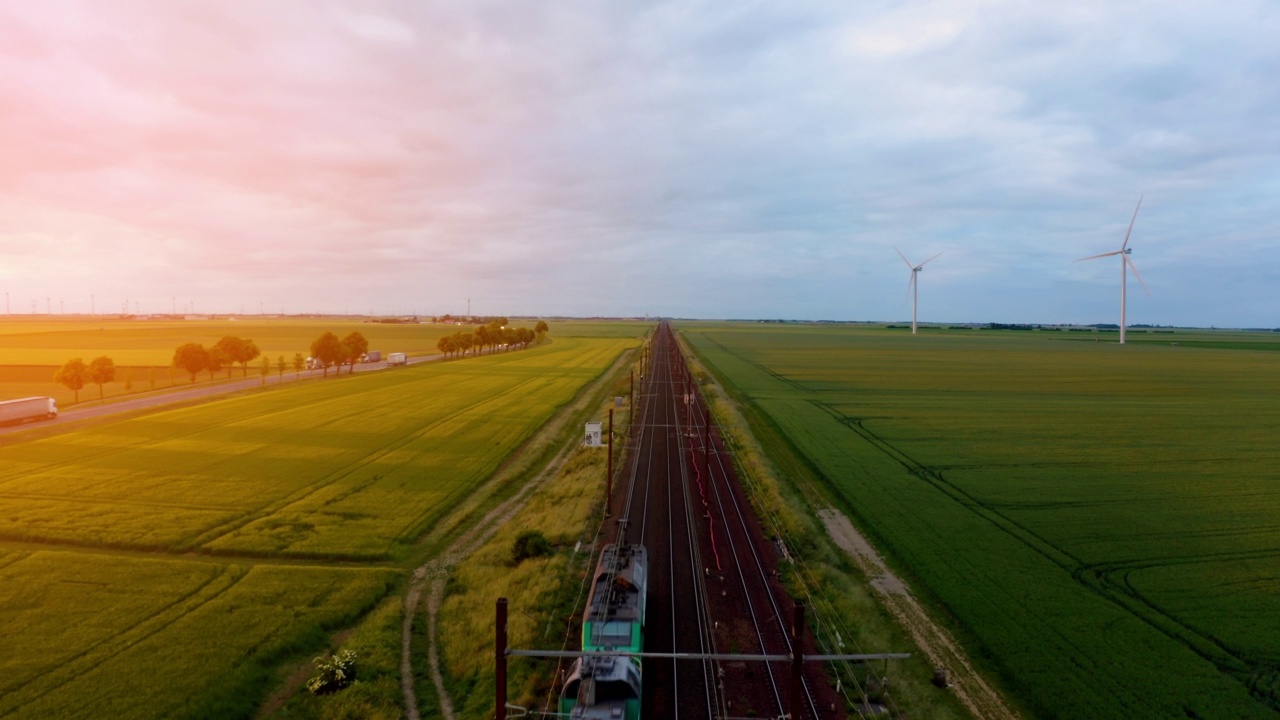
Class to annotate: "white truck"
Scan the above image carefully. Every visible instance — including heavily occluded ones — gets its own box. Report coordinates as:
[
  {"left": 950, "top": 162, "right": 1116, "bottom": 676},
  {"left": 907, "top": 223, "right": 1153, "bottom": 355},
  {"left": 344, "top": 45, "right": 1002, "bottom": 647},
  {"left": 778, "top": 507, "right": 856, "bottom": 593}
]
[
  {"left": 386, "top": 352, "right": 407, "bottom": 366},
  {"left": 0, "top": 397, "right": 58, "bottom": 426}
]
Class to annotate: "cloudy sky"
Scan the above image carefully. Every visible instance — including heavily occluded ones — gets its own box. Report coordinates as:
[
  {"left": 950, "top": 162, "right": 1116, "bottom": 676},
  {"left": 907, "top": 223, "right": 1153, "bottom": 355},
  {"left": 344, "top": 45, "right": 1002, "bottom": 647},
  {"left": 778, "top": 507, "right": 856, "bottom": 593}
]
[{"left": 2, "top": 1, "right": 1277, "bottom": 326}]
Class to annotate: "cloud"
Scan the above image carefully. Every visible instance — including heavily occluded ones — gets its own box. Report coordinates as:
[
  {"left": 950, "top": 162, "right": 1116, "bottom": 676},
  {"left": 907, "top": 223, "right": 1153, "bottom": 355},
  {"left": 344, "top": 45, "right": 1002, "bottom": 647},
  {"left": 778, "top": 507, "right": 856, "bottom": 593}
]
[{"left": 0, "top": 0, "right": 1277, "bottom": 325}]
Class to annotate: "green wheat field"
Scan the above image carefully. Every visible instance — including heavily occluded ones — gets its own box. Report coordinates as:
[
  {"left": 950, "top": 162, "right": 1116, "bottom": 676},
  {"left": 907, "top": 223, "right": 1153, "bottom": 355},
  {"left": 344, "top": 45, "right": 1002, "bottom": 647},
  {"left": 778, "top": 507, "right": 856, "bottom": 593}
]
[{"left": 681, "top": 322, "right": 1280, "bottom": 720}]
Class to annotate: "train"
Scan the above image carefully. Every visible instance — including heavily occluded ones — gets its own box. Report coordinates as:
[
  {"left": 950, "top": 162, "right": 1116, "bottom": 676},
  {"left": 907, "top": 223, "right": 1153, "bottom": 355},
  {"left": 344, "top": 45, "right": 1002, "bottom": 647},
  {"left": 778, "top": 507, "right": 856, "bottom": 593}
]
[{"left": 559, "top": 543, "right": 647, "bottom": 719}]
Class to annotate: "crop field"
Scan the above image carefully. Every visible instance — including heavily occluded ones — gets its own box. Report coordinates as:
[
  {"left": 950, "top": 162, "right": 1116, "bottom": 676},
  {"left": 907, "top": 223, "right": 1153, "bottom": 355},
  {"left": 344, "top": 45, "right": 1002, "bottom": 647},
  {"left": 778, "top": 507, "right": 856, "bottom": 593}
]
[
  {"left": 680, "top": 322, "right": 1280, "bottom": 720},
  {"left": 0, "top": 325, "right": 643, "bottom": 718},
  {"left": 0, "top": 317, "right": 469, "bottom": 366},
  {"left": 0, "top": 317, "right": 653, "bottom": 406},
  {"left": 0, "top": 316, "right": 509, "bottom": 405},
  {"left": 0, "top": 551, "right": 395, "bottom": 719},
  {"left": 0, "top": 335, "right": 636, "bottom": 559}
]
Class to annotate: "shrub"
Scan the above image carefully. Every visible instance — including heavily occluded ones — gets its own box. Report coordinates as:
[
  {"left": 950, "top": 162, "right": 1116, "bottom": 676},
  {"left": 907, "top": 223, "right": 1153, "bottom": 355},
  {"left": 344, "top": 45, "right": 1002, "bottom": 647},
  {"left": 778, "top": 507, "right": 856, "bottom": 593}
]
[
  {"left": 511, "top": 530, "right": 552, "bottom": 565},
  {"left": 307, "top": 649, "right": 358, "bottom": 695}
]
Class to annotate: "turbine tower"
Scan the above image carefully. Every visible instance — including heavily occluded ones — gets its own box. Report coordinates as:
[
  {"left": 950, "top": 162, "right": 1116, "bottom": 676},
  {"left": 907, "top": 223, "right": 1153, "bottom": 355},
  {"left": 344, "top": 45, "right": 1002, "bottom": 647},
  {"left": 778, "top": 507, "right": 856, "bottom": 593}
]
[
  {"left": 1075, "top": 196, "right": 1149, "bottom": 344},
  {"left": 896, "top": 247, "right": 941, "bottom": 335}
]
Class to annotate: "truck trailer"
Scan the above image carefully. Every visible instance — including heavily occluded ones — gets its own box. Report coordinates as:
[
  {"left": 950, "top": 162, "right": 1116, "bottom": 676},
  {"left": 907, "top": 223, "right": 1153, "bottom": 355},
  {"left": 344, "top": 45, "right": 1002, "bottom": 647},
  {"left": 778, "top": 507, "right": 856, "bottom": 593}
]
[
  {"left": 365, "top": 350, "right": 382, "bottom": 363},
  {"left": 0, "top": 397, "right": 58, "bottom": 426},
  {"left": 386, "top": 352, "right": 407, "bottom": 366}
]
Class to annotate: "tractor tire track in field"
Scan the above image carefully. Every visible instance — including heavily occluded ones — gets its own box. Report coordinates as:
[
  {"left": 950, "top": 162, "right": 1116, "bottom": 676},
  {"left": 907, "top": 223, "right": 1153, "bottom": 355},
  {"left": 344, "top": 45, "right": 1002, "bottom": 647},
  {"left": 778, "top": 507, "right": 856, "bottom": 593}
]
[
  {"left": 387, "top": 371, "right": 572, "bottom": 548},
  {"left": 0, "top": 353, "right": 538, "bottom": 558},
  {"left": 812, "top": 400, "right": 1083, "bottom": 569},
  {"left": 0, "top": 412, "right": 259, "bottom": 491},
  {"left": 0, "top": 563, "right": 248, "bottom": 716},
  {"left": 697, "top": 333, "right": 810, "bottom": 394},
  {"left": 186, "top": 370, "right": 553, "bottom": 556},
  {"left": 807, "top": 398, "right": 1264, "bottom": 695},
  {"left": 1081, "top": 564, "right": 1253, "bottom": 674}
]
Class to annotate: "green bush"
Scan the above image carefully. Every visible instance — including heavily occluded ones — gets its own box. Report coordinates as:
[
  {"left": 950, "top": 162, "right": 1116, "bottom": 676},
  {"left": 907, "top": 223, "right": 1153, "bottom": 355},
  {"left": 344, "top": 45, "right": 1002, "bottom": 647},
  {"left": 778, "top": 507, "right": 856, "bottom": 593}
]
[
  {"left": 510, "top": 530, "right": 552, "bottom": 565},
  {"left": 307, "top": 649, "right": 358, "bottom": 695}
]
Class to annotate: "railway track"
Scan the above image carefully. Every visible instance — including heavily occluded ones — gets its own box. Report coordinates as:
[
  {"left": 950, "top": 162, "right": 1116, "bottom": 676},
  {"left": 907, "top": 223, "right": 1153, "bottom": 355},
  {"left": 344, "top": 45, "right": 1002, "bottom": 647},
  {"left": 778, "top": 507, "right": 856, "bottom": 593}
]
[{"left": 606, "top": 321, "right": 844, "bottom": 720}]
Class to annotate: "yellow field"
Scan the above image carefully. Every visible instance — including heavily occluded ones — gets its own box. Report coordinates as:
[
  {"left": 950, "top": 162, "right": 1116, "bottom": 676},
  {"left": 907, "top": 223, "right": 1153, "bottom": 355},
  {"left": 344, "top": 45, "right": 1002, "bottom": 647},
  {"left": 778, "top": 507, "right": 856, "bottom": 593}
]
[
  {"left": 0, "top": 320, "right": 647, "bottom": 718},
  {"left": 0, "top": 316, "right": 642, "bottom": 406}
]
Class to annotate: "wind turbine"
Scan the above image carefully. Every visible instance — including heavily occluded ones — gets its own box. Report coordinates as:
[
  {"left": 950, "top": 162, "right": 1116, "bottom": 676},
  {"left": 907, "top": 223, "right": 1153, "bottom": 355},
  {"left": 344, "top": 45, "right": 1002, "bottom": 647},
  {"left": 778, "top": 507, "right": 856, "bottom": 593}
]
[
  {"left": 896, "top": 247, "right": 941, "bottom": 335},
  {"left": 1075, "top": 196, "right": 1149, "bottom": 344}
]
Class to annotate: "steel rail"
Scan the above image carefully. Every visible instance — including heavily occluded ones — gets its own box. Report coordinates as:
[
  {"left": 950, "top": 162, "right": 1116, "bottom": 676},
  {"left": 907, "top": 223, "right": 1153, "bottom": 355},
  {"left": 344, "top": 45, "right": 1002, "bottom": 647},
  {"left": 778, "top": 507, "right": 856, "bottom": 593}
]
[
  {"left": 666, "top": 324, "right": 721, "bottom": 719},
  {"left": 685, "top": 331, "right": 828, "bottom": 719},
  {"left": 690, "top": 411, "right": 793, "bottom": 716},
  {"left": 704, "top": 412, "right": 823, "bottom": 717}
]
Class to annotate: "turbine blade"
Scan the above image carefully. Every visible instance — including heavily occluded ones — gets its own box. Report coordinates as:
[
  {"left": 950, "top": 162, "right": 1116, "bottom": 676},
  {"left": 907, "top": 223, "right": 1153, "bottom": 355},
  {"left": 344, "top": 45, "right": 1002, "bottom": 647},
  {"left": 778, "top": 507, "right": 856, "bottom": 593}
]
[
  {"left": 1075, "top": 250, "right": 1123, "bottom": 262},
  {"left": 895, "top": 246, "right": 914, "bottom": 269},
  {"left": 1121, "top": 195, "right": 1144, "bottom": 251},
  {"left": 919, "top": 252, "right": 943, "bottom": 267},
  {"left": 1125, "top": 255, "right": 1151, "bottom": 296},
  {"left": 905, "top": 271, "right": 915, "bottom": 303}
]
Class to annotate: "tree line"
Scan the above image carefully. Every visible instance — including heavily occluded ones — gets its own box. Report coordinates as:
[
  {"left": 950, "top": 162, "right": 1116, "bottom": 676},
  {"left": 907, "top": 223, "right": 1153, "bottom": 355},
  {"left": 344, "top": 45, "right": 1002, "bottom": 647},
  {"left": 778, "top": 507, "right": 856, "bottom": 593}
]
[
  {"left": 171, "top": 335, "right": 265, "bottom": 383},
  {"left": 435, "top": 320, "right": 547, "bottom": 358},
  {"left": 52, "top": 335, "right": 271, "bottom": 402},
  {"left": 51, "top": 322, "right": 550, "bottom": 403},
  {"left": 171, "top": 332, "right": 371, "bottom": 381},
  {"left": 305, "top": 331, "right": 368, "bottom": 377},
  {"left": 52, "top": 356, "right": 116, "bottom": 403}
]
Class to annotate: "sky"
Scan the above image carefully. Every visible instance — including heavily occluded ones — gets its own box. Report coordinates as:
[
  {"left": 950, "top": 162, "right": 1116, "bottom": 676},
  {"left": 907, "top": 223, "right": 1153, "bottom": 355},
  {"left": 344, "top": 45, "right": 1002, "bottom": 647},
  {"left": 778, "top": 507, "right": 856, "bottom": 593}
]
[{"left": 1, "top": 1, "right": 1278, "bottom": 327}]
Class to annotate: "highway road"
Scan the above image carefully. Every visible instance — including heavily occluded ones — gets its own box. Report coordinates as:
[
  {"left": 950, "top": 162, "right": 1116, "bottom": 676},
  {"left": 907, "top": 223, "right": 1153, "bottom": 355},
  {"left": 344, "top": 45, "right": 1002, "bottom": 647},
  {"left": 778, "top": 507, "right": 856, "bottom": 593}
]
[{"left": 0, "top": 353, "right": 441, "bottom": 437}]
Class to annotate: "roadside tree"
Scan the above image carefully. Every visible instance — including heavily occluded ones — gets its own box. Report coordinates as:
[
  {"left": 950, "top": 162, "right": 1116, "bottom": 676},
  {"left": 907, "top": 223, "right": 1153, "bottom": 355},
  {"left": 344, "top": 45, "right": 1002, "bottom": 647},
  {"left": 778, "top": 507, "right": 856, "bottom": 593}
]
[
  {"left": 341, "top": 331, "right": 369, "bottom": 374},
  {"left": 206, "top": 345, "right": 229, "bottom": 381},
  {"left": 173, "top": 344, "right": 208, "bottom": 384},
  {"left": 88, "top": 356, "right": 116, "bottom": 400},
  {"left": 535, "top": 320, "right": 549, "bottom": 341},
  {"left": 241, "top": 339, "right": 261, "bottom": 376},
  {"left": 310, "top": 332, "right": 344, "bottom": 377},
  {"left": 437, "top": 335, "right": 456, "bottom": 358},
  {"left": 516, "top": 327, "right": 534, "bottom": 348},
  {"left": 54, "top": 358, "right": 89, "bottom": 403},
  {"left": 292, "top": 352, "right": 305, "bottom": 378},
  {"left": 213, "top": 336, "right": 242, "bottom": 377},
  {"left": 277, "top": 356, "right": 287, "bottom": 379},
  {"left": 213, "top": 336, "right": 261, "bottom": 377}
]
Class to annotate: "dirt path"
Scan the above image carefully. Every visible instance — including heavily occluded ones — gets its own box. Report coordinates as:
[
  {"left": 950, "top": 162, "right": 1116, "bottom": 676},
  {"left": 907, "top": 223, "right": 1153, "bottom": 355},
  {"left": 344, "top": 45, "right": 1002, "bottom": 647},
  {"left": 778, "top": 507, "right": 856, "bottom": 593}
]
[
  {"left": 400, "top": 434, "right": 587, "bottom": 720},
  {"left": 818, "top": 509, "right": 1020, "bottom": 720}
]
